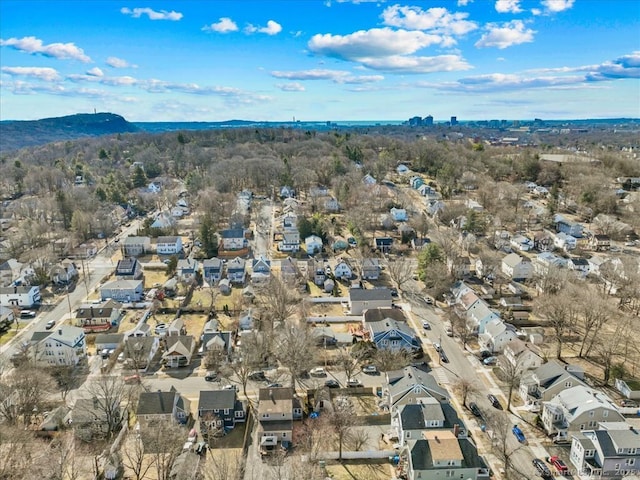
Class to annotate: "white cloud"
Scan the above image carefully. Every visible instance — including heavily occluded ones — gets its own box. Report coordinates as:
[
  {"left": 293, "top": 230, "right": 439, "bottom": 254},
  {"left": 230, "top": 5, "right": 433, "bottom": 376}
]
[
  {"left": 1, "top": 66, "right": 60, "bottom": 81},
  {"left": 244, "top": 20, "right": 282, "bottom": 35},
  {"left": 475, "top": 20, "right": 535, "bottom": 49},
  {"left": 531, "top": 8, "right": 542, "bottom": 15},
  {"left": 541, "top": 0, "right": 575, "bottom": 13},
  {"left": 381, "top": 5, "right": 478, "bottom": 36},
  {"left": 86, "top": 67, "right": 104, "bottom": 77},
  {"left": 276, "top": 82, "right": 305, "bottom": 92},
  {"left": 457, "top": 0, "right": 473, "bottom": 5},
  {"left": 0, "top": 36, "right": 91, "bottom": 62},
  {"left": 106, "top": 56, "right": 136, "bottom": 68},
  {"left": 356, "top": 54, "right": 471, "bottom": 73},
  {"left": 495, "top": 0, "right": 523, "bottom": 13},
  {"left": 120, "top": 7, "right": 182, "bottom": 21},
  {"left": 202, "top": 17, "right": 238, "bottom": 33},
  {"left": 271, "top": 69, "right": 385, "bottom": 83}
]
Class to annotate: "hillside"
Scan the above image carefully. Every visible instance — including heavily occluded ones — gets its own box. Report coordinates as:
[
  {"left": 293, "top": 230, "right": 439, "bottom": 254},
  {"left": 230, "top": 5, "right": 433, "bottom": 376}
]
[{"left": 0, "top": 112, "right": 139, "bottom": 152}]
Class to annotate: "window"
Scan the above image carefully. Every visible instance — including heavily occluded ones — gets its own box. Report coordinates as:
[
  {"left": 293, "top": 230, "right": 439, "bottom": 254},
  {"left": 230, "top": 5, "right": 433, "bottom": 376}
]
[
  {"left": 235, "top": 411, "right": 243, "bottom": 418},
  {"left": 615, "top": 464, "right": 620, "bottom": 470},
  {"left": 589, "top": 411, "right": 595, "bottom": 417},
  {"left": 406, "top": 432, "right": 411, "bottom": 438},
  {"left": 580, "top": 424, "right": 585, "bottom": 430},
  {"left": 626, "top": 459, "right": 635, "bottom": 466},
  {"left": 630, "top": 448, "right": 637, "bottom": 455},
  {"left": 618, "top": 448, "right": 624, "bottom": 454},
  {"left": 224, "top": 409, "right": 229, "bottom": 415},
  {"left": 282, "top": 433, "right": 286, "bottom": 438},
  {"left": 603, "top": 410, "right": 609, "bottom": 418},
  {"left": 588, "top": 421, "right": 596, "bottom": 427},
  {"left": 565, "top": 381, "right": 572, "bottom": 387}
]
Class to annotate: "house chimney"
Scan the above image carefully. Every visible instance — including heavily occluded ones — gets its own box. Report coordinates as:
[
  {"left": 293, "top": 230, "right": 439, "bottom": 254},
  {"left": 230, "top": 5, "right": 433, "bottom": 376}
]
[
  {"left": 58, "top": 328, "right": 63, "bottom": 336},
  {"left": 453, "top": 424, "right": 460, "bottom": 437},
  {"left": 269, "top": 389, "right": 274, "bottom": 403}
]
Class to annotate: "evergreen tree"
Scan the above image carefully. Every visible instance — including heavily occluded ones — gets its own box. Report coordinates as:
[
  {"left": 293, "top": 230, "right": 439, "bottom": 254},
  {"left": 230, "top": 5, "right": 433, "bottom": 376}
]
[
  {"left": 132, "top": 165, "right": 147, "bottom": 188},
  {"left": 200, "top": 214, "right": 218, "bottom": 258}
]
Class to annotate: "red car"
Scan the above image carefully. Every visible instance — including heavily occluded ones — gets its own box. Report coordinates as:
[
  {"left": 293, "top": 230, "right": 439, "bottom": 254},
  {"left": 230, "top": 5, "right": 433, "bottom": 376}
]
[{"left": 549, "top": 456, "right": 568, "bottom": 474}]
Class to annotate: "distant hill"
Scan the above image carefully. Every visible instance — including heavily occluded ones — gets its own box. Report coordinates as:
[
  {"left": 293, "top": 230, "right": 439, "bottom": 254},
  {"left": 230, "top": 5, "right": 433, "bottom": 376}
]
[{"left": 0, "top": 112, "right": 139, "bottom": 152}]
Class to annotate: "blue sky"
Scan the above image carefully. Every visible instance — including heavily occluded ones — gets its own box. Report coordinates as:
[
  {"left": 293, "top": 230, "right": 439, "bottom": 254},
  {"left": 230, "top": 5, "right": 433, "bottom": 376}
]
[{"left": 1, "top": 0, "right": 639, "bottom": 121}]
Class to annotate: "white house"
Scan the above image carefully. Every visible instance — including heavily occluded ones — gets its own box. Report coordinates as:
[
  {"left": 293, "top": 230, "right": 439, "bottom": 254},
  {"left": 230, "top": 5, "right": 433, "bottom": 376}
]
[
  {"left": 305, "top": 235, "right": 323, "bottom": 255},
  {"left": 390, "top": 208, "right": 408, "bottom": 222},
  {"left": 510, "top": 234, "right": 534, "bottom": 252},
  {"left": 0, "top": 285, "right": 41, "bottom": 308},
  {"left": 501, "top": 253, "right": 533, "bottom": 281},
  {"left": 157, "top": 236, "right": 183, "bottom": 255},
  {"left": 554, "top": 232, "right": 577, "bottom": 251},
  {"left": 278, "top": 232, "right": 300, "bottom": 253},
  {"left": 478, "top": 319, "right": 517, "bottom": 353},
  {"left": 334, "top": 260, "right": 354, "bottom": 280},
  {"left": 220, "top": 229, "right": 245, "bottom": 251},
  {"left": 502, "top": 339, "right": 543, "bottom": 372},
  {"left": 99, "top": 280, "right": 144, "bottom": 303},
  {"left": 29, "top": 325, "right": 86, "bottom": 367},
  {"left": 568, "top": 257, "right": 590, "bottom": 278}
]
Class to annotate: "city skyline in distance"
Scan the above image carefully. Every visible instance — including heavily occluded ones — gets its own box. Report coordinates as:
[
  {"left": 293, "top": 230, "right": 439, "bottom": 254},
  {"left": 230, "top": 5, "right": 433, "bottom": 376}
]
[{"left": 1, "top": 0, "right": 639, "bottom": 122}]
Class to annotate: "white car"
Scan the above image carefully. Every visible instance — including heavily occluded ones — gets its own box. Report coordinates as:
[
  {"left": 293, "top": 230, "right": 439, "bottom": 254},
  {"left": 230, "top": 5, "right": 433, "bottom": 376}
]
[{"left": 309, "top": 367, "right": 327, "bottom": 377}]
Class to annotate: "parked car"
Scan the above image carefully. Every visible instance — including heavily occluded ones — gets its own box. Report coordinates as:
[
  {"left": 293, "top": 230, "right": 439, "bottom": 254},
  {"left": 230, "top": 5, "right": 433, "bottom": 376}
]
[
  {"left": 439, "top": 350, "right": 449, "bottom": 363},
  {"left": 433, "top": 342, "right": 442, "bottom": 352},
  {"left": 483, "top": 356, "right": 498, "bottom": 366},
  {"left": 222, "top": 384, "right": 238, "bottom": 391},
  {"left": 266, "top": 383, "right": 282, "bottom": 388},
  {"left": 347, "top": 379, "right": 363, "bottom": 388},
  {"left": 423, "top": 296, "right": 433, "bottom": 305},
  {"left": 548, "top": 456, "right": 569, "bottom": 474},
  {"left": 620, "top": 399, "right": 638, "bottom": 408},
  {"left": 468, "top": 402, "right": 482, "bottom": 417},
  {"left": 532, "top": 458, "right": 552, "bottom": 478},
  {"left": 309, "top": 367, "right": 327, "bottom": 377},
  {"left": 248, "top": 371, "right": 267, "bottom": 381},
  {"left": 45, "top": 319, "right": 56, "bottom": 330},
  {"left": 390, "top": 288, "right": 398, "bottom": 297},
  {"left": 324, "top": 379, "right": 340, "bottom": 388},
  {"left": 204, "top": 371, "right": 218, "bottom": 382},
  {"left": 20, "top": 310, "right": 36, "bottom": 318},
  {"left": 445, "top": 326, "right": 454, "bottom": 337},
  {"left": 195, "top": 441, "right": 207, "bottom": 456},
  {"left": 422, "top": 321, "right": 431, "bottom": 330},
  {"left": 478, "top": 350, "right": 492, "bottom": 359},
  {"left": 362, "top": 365, "right": 378, "bottom": 375},
  {"left": 512, "top": 425, "right": 526, "bottom": 443},
  {"left": 487, "top": 394, "right": 503, "bottom": 410},
  {"left": 124, "top": 374, "right": 140, "bottom": 385}
]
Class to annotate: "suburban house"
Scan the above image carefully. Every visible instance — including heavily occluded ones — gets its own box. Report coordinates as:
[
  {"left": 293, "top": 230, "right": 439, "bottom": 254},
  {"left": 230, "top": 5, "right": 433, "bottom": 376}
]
[
  {"left": 410, "top": 176, "right": 424, "bottom": 189},
  {"left": 220, "top": 229, "right": 246, "bottom": 251},
  {"left": 218, "top": 278, "right": 231, "bottom": 295},
  {"left": 0, "top": 285, "right": 41, "bottom": 307},
  {"left": 478, "top": 319, "right": 517, "bottom": 353},
  {"left": 464, "top": 296, "right": 501, "bottom": 334},
  {"left": 280, "top": 257, "right": 301, "bottom": 284},
  {"left": 94, "top": 333, "right": 124, "bottom": 352},
  {"left": 374, "top": 237, "right": 393, "bottom": 253},
  {"left": 501, "top": 253, "right": 533, "bottom": 281},
  {"left": 156, "top": 236, "right": 183, "bottom": 255},
  {"left": 533, "top": 231, "right": 554, "bottom": 252},
  {"left": 198, "top": 390, "right": 246, "bottom": 438},
  {"left": 386, "top": 366, "right": 450, "bottom": 410},
  {"left": 202, "top": 258, "right": 224, "bottom": 284},
  {"left": 227, "top": 257, "right": 246, "bottom": 285},
  {"left": 309, "top": 259, "right": 326, "bottom": 286},
  {"left": 70, "top": 397, "right": 121, "bottom": 442},
  {"left": 278, "top": 232, "right": 300, "bottom": 253},
  {"left": 200, "top": 330, "right": 233, "bottom": 358},
  {"left": 568, "top": 257, "right": 590, "bottom": 277},
  {"left": 447, "top": 255, "right": 471, "bottom": 278},
  {"left": 121, "top": 236, "right": 151, "bottom": 257},
  {"left": 570, "top": 422, "right": 640, "bottom": 479},
  {"left": 177, "top": 259, "right": 199, "bottom": 281},
  {"left": 390, "top": 208, "right": 408, "bottom": 222},
  {"left": 554, "top": 214, "right": 584, "bottom": 238},
  {"left": 541, "top": 386, "right": 624, "bottom": 442},
  {"left": 589, "top": 234, "right": 611, "bottom": 251},
  {"left": 333, "top": 259, "right": 354, "bottom": 280},
  {"left": 122, "top": 336, "right": 159, "bottom": 371},
  {"left": 251, "top": 257, "right": 271, "bottom": 284},
  {"left": 349, "top": 287, "right": 393, "bottom": 315},
  {"left": 519, "top": 360, "right": 588, "bottom": 412},
  {"left": 29, "top": 325, "right": 86, "bottom": 367},
  {"left": 367, "top": 318, "right": 421, "bottom": 354},
  {"left": 74, "top": 300, "right": 122, "bottom": 332},
  {"left": 393, "top": 398, "right": 469, "bottom": 446},
  {"left": 426, "top": 200, "right": 445, "bottom": 217},
  {"left": 161, "top": 335, "right": 195, "bottom": 368},
  {"left": 554, "top": 232, "right": 578, "bottom": 251},
  {"left": 137, "top": 388, "right": 191, "bottom": 426},
  {"left": 115, "top": 257, "right": 143, "bottom": 280},
  {"left": 533, "top": 252, "right": 568, "bottom": 275},
  {"left": 502, "top": 339, "right": 543, "bottom": 372},
  {"left": 324, "top": 197, "right": 341, "bottom": 212},
  {"left": 99, "top": 279, "right": 143, "bottom": 302},
  {"left": 361, "top": 258, "right": 381, "bottom": 280},
  {"left": 257, "top": 387, "right": 302, "bottom": 454},
  {"left": 363, "top": 174, "right": 377, "bottom": 185},
  {"left": 397, "top": 164, "right": 409, "bottom": 174},
  {"left": 510, "top": 234, "right": 534, "bottom": 252},
  {"left": 49, "top": 259, "right": 78, "bottom": 285},
  {"left": 400, "top": 431, "right": 490, "bottom": 480},
  {"left": 304, "top": 235, "right": 323, "bottom": 255}
]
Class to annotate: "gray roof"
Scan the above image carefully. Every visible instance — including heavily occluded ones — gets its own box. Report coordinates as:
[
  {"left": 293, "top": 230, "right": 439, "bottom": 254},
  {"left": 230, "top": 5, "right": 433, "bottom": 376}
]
[
  {"left": 546, "top": 386, "right": 622, "bottom": 422},
  {"left": 116, "top": 257, "right": 139, "bottom": 274},
  {"left": 157, "top": 236, "right": 179, "bottom": 243},
  {"left": 408, "top": 437, "right": 486, "bottom": 471},
  {"left": 76, "top": 305, "right": 117, "bottom": 319},
  {"left": 349, "top": 287, "right": 392, "bottom": 302},
  {"left": 203, "top": 258, "right": 222, "bottom": 269},
  {"left": 101, "top": 279, "right": 143, "bottom": 290},
  {"left": 137, "top": 391, "right": 179, "bottom": 415},
  {"left": 0, "top": 285, "right": 38, "bottom": 294},
  {"left": 387, "top": 366, "right": 450, "bottom": 405},
  {"left": 198, "top": 390, "right": 236, "bottom": 411},
  {"left": 398, "top": 399, "right": 445, "bottom": 430},
  {"left": 221, "top": 229, "right": 244, "bottom": 239},
  {"left": 31, "top": 325, "right": 84, "bottom": 347},
  {"left": 94, "top": 333, "right": 124, "bottom": 345},
  {"left": 369, "top": 318, "right": 415, "bottom": 337},
  {"left": 123, "top": 236, "right": 149, "bottom": 245}
]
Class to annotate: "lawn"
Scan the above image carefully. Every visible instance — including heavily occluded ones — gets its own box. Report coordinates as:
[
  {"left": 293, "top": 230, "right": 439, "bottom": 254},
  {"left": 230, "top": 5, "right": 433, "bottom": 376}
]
[
  {"left": 144, "top": 270, "right": 169, "bottom": 289},
  {"left": 324, "top": 462, "right": 393, "bottom": 480},
  {"left": 0, "top": 328, "right": 21, "bottom": 346}
]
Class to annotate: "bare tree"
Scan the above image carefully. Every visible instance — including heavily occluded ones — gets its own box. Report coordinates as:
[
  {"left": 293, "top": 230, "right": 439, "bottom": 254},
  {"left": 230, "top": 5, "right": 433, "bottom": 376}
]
[
  {"left": 122, "top": 434, "right": 154, "bottom": 480},
  {"left": 347, "top": 427, "right": 370, "bottom": 451},
  {"left": 386, "top": 255, "right": 415, "bottom": 292},
  {"left": 453, "top": 377, "right": 477, "bottom": 408},
  {"left": 273, "top": 321, "right": 318, "bottom": 389},
  {"left": 327, "top": 396, "right": 356, "bottom": 460},
  {"left": 257, "top": 277, "right": 299, "bottom": 332},
  {"left": 0, "top": 365, "right": 55, "bottom": 426},
  {"left": 486, "top": 410, "right": 527, "bottom": 480},
  {"left": 536, "top": 290, "right": 578, "bottom": 360},
  {"left": 142, "top": 421, "right": 185, "bottom": 480},
  {"left": 335, "top": 347, "right": 362, "bottom": 381},
  {"left": 449, "top": 308, "right": 473, "bottom": 349},
  {"left": 594, "top": 318, "right": 631, "bottom": 385},
  {"left": 372, "top": 347, "right": 412, "bottom": 373},
  {"left": 576, "top": 291, "right": 609, "bottom": 358},
  {"left": 498, "top": 357, "right": 523, "bottom": 412},
  {"left": 203, "top": 447, "right": 244, "bottom": 480},
  {"left": 82, "top": 374, "right": 130, "bottom": 439}
]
